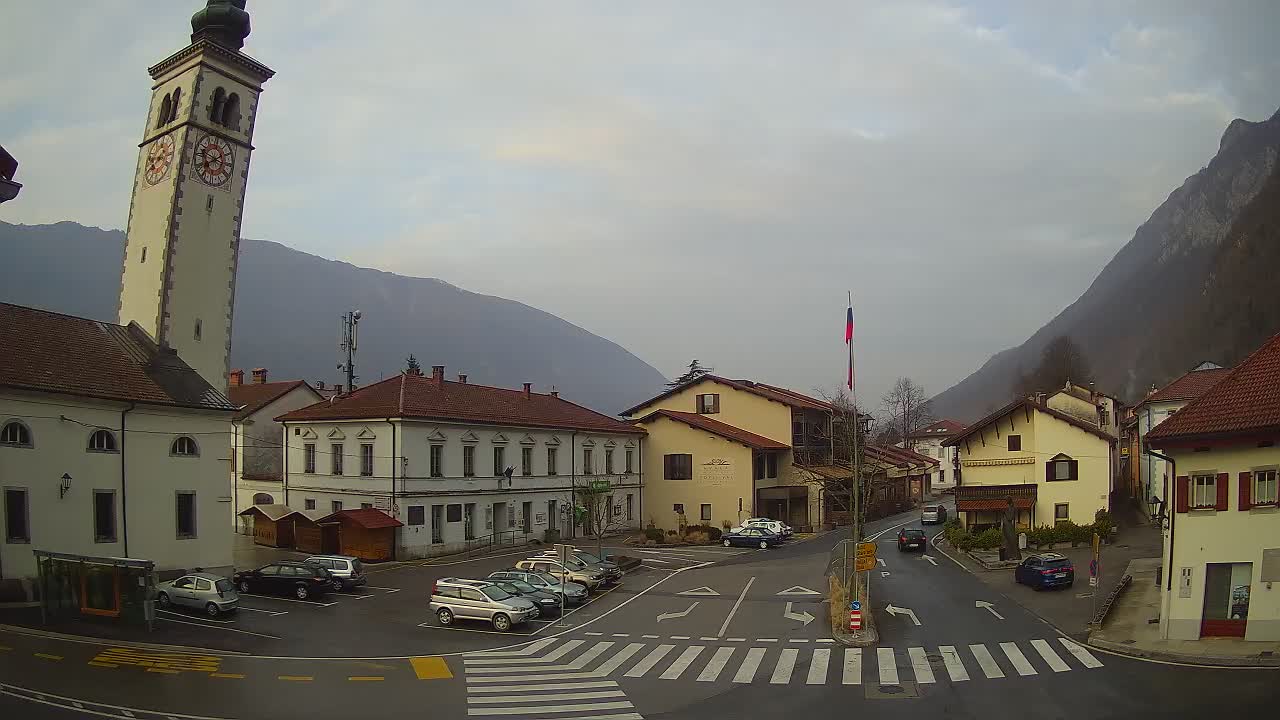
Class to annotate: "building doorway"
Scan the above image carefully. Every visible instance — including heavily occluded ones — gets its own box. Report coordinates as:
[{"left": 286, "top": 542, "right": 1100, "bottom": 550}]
[
  {"left": 493, "top": 502, "right": 508, "bottom": 535},
  {"left": 547, "top": 500, "right": 558, "bottom": 533},
  {"left": 1201, "top": 562, "right": 1251, "bottom": 638},
  {"left": 522, "top": 501, "right": 533, "bottom": 534},
  {"left": 464, "top": 503, "right": 476, "bottom": 540}
]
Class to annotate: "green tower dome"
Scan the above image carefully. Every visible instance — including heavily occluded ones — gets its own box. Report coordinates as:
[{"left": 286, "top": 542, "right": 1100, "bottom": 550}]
[{"left": 190, "top": 0, "right": 251, "bottom": 51}]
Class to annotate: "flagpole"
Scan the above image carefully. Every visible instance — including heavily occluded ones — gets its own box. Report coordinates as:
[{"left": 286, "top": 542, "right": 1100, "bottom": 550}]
[{"left": 847, "top": 291, "right": 862, "bottom": 611}]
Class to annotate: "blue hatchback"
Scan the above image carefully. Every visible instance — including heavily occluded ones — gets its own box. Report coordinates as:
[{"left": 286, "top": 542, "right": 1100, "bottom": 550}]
[{"left": 1014, "top": 553, "right": 1075, "bottom": 590}]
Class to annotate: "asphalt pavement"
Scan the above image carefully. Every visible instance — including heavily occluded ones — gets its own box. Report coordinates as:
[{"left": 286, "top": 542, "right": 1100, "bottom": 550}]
[{"left": 2, "top": 503, "right": 1277, "bottom": 719}]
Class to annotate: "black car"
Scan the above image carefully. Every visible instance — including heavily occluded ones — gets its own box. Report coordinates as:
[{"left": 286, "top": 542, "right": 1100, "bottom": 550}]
[
  {"left": 897, "top": 528, "right": 927, "bottom": 551},
  {"left": 1014, "top": 553, "right": 1075, "bottom": 590},
  {"left": 232, "top": 561, "right": 332, "bottom": 600},
  {"left": 722, "top": 527, "right": 784, "bottom": 549},
  {"left": 490, "top": 578, "right": 564, "bottom": 615}
]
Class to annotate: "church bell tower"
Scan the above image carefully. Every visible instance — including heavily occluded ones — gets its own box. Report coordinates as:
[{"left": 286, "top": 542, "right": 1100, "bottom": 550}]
[{"left": 117, "top": 0, "right": 273, "bottom": 395}]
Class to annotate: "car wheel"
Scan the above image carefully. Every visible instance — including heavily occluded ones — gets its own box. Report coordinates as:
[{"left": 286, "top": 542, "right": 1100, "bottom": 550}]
[
  {"left": 492, "top": 613, "right": 512, "bottom": 632},
  {"left": 205, "top": 602, "right": 220, "bottom": 618},
  {"left": 237, "top": 580, "right": 250, "bottom": 593},
  {"left": 759, "top": 540, "right": 768, "bottom": 550},
  {"left": 332, "top": 579, "right": 344, "bottom": 592},
  {"left": 295, "top": 584, "right": 310, "bottom": 600},
  {"left": 437, "top": 607, "right": 454, "bottom": 626},
  {"left": 156, "top": 592, "right": 171, "bottom": 608},
  {"left": 723, "top": 539, "right": 732, "bottom": 547}
]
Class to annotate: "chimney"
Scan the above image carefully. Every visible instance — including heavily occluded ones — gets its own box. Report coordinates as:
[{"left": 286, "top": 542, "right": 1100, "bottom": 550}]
[
  {"left": 251, "top": 368, "right": 267, "bottom": 384},
  {"left": 229, "top": 369, "right": 244, "bottom": 386},
  {"left": 550, "top": 390, "right": 559, "bottom": 399},
  {"left": 316, "top": 381, "right": 325, "bottom": 390},
  {"left": 458, "top": 374, "right": 467, "bottom": 384},
  {"left": 431, "top": 365, "right": 445, "bottom": 385},
  {"left": 523, "top": 382, "right": 532, "bottom": 399}
]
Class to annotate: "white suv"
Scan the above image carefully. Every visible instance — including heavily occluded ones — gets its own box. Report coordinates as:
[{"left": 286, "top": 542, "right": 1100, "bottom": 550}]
[
  {"left": 430, "top": 578, "right": 538, "bottom": 631},
  {"left": 744, "top": 518, "right": 792, "bottom": 538}
]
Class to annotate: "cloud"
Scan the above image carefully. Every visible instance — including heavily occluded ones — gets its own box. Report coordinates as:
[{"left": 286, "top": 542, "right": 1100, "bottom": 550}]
[{"left": 2, "top": 0, "right": 1278, "bottom": 407}]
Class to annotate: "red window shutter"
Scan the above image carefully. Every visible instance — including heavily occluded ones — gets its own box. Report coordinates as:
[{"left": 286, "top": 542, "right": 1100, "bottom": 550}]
[
  {"left": 1175, "top": 476, "right": 1189, "bottom": 513},
  {"left": 1215, "top": 473, "right": 1229, "bottom": 511},
  {"left": 1239, "top": 471, "right": 1252, "bottom": 511}
]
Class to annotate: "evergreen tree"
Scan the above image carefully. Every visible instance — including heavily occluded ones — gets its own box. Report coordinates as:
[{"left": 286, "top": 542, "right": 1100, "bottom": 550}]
[
  {"left": 666, "top": 359, "right": 713, "bottom": 388},
  {"left": 406, "top": 354, "right": 422, "bottom": 373}
]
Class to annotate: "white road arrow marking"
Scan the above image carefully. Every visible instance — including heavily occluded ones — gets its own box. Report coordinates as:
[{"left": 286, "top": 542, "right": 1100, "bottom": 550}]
[
  {"left": 921, "top": 555, "right": 938, "bottom": 566},
  {"left": 657, "top": 601, "right": 699, "bottom": 622},
  {"left": 876, "top": 558, "right": 886, "bottom": 567},
  {"left": 884, "top": 604, "right": 921, "bottom": 626},
  {"left": 782, "top": 601, "right": 815, "bottom": 626},
  {"left": 975, "top": 601, "right": 1004, "bottom": 620},
  {"left": 776, "top": 586, "right": 821, "bottom": 596},
  {"left": 678, "top": 586, "right": 720, "bottom": 596}
]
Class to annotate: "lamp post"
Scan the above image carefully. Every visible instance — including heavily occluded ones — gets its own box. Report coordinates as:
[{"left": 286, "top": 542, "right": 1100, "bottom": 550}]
[{"left": 59, "top": 473, "right": 72, "bottom": 499}]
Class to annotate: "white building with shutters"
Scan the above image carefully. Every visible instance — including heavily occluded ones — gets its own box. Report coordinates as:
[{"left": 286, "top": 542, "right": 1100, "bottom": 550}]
[{"left": 276, "top": 366, "right": 646, "bottom": 559}]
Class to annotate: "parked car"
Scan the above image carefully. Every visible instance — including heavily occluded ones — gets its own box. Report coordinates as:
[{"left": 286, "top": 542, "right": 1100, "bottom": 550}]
[
  {"left": 920, "top": 505, "right": 948, "bottom": 525},
  {"left": 515, "top": 558, "right": 604, "bottom": 591},
  {"left": 535, "top": 548, "right": 623, "bottom": 584},
  {"left": 722, "top": 526, "right": 784, "bottom": 549},
  {"left": 1014, "top": 553, "right": 1075, "bottom": 590},
  {"left": 489, "top": 578, "right": 564, "bottom": 615},
  {"left": 897, "top": 528, "right": 927, "bottom": 551},
  {"left": 156, "top": 572, "right": 238, "bottom": 617},
  {"left": 430, "top": 577, "right": 538, "bottom": 631},
  {"left": 743, "top": 518, "right": 792, "bottom": 538},
  {"left": 488, "top": 569, "right": 589, "bottom": 605},
  {"left": 303, "top": 555, "right": 366, "bottom": 591},
  {"left": 232, "top": 561, "right": 332, "bottom": 600}
]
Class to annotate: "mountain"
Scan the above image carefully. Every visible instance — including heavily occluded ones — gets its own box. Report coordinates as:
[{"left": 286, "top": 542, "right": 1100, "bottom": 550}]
[
  {"left": 0, "top": 221, "right": 668, "bottom": 414},
  {"left": 933, "top": 108, "right": 1280, "bottom": 421}
]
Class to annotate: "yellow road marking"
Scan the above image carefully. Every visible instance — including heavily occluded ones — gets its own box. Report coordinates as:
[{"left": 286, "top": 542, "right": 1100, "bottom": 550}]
[
  {"left": 146, "top": 668, "right": 179, "bottom": 674},
  {"left": 348, "top": 676, "right": 385, "bottom": 681},
  {"left": 410, "top": 656, "right": 452, "bottom": 680},
  {"left": 210, "top": 673, "right": 245, "bottom": 679},
  {"left": 88, "top": 661, "right": 118, "bottom": 668},
  {"left": 34, "top": 653, "right": 63, "bottom": 661},
  {"left": 94, "top": 647, "right": 219, "bottom": 673},
  {"left": 278, "top": 675, "right": 313, "bottom": 681}
]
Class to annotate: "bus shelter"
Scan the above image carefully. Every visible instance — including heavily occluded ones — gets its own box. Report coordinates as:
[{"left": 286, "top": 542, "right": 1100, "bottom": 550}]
[{"left": 34, "top": 550, "right": 156, "bottom": 630}]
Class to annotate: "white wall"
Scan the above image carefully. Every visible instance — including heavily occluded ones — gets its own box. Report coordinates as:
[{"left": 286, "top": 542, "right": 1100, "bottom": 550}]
[
  {"left": 1, "top": 391, "right": 233, "bottom": 582},
  {"left": 280, "top": 418, "right": 643, "bottom": 558}
]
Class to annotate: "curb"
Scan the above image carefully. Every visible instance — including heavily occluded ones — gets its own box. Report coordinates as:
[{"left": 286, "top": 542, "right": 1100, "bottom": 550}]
[
  {"left": 0, "top": 623, "right": 250, "bottom": 657},
  {"left": 1086, "top": 635, "right": 1280, "bottom": 668}
]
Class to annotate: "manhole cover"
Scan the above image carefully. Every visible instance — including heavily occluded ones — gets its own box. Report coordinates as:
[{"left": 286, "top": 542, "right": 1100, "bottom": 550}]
[{"left": 865, "top": 681, "right": 919, "bottom": 699}]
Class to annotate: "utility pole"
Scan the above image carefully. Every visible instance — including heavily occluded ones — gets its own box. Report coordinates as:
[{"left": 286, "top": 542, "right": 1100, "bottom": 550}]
[{"left": 338, "top": 310, "right": 361, "bottom": 392}]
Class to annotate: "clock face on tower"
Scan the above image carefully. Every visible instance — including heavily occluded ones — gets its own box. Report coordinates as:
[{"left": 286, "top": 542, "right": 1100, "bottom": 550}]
[
  {"left": 193, "top": 133, "right": 235, "bottom": 187},
  {"left": 143, "top": 134, "right": 175, "bottom": 185}
]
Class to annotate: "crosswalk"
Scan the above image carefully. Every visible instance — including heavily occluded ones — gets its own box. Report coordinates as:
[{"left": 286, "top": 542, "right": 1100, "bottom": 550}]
[
  {"left": 464, "top": 638, "right": 642, "bottom": 720},
  {"left": 463, "top": 636, "right": 1103, "bottom": 701}
]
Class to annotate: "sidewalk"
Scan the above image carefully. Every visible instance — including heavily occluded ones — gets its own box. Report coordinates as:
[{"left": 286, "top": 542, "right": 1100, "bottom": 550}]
[
  {"left": 942, "top": 521, "right": 1163, "bottom": 640},
  {"left": 1088, "top": 558, "right": 1280, "bottom": 666}
]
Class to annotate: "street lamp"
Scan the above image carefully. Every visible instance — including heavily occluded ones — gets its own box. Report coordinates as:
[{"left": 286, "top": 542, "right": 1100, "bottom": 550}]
[{"left": 59, "top": 473, "right": 72, "bottom": 499}]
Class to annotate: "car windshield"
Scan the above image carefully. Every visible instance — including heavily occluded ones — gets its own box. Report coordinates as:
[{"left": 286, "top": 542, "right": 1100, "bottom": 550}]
[
  {"left": 1043, "top": 558, "right": 1072, "bottom": 570},
  {"left": 575, "top": 551, "right": 602, "bottom": 564},
  {"left": 480, "top": 585, "right": 512, "bottom": 601},
  {"left": 535, "top": 572, "right": 561, "bottom": 585},
  {"left": 214, "top": 579, "right": 233, "bottom": 593},
  {"left": 509, "top": 580, "right": 537, "bottom": 593},
  {"left": 903, "top": 530, "right": 925, "bottom": 538}
]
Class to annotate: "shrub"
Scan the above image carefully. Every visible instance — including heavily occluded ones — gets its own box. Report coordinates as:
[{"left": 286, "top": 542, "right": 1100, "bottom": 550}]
[
  {"left": 972, "top": 527, "right": 1003, "bottom": 550},
  {"left": 684, "top": 524, "right": 722, "bottom": 542},
  {"left": 643, "top": 527, "right": 664, "bottom": 543},
  {"left": 1051, "top": 521, "right": 1080, "bottom": 545},
  {"left": 1092, "top": 509, "right": 1115, "bottom": 539},
  {"left": 684, "top": 531, "right": 709, "bottom": 544},
  {"left": 722, "top": 520, "right": 733, "bottom": 530},
  {"left": 1027, "top": 525, "right": 1056, "bottom": 547}
]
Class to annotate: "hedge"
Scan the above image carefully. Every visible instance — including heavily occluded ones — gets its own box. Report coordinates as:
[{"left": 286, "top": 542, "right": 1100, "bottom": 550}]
[{"left": 944, "top": 509, "right": 1116, "bottom": 551}]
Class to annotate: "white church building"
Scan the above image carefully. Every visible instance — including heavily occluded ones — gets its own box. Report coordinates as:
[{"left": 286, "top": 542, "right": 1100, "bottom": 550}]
[{"left": 1, "top": 1, "right": 272, "bottom": 594}]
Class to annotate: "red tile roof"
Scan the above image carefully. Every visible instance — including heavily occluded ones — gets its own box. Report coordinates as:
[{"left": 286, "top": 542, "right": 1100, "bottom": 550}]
[
  {"left": 1143, "top": 367, "right": 1233, "bottom": 404},
  {"left": 620, "top": 375, "right": 832, "bottom": 416},
  {"left": 908, "top": 419, "right": 968, "bottom": 439},
  {"left": 229, "top": 380, "right": 319, "bottom": 420},
  {"left": 277, "top": 372, "right": 644, "bottom": 435},
  {"left": 1147, "top": 332, "right": 1280, "bottom": 443},
  {"left": 942, "top": 397, "right": 1114, "bottom": 447},
  {"left": 632, "top": 409, "right": 790, "bottom": 450},
  {"left": 956, "top": 497, "right": 1036, "bottom": 512},
  {"left": 0, "top": 302, "right": 235, "bottom": 411},
  {"left": 318, "top": 508, "right": 403, "bottom": 529},
  {"left": 864, "top": 444, "right": 939, "bottom": 468}
]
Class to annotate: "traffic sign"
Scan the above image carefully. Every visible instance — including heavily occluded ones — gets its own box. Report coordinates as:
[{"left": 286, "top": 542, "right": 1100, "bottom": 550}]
[
  {"left": 849, "top": 610, "right": 862, "bottom": 631},
  {"left": 850, "top": 600, "right": 862, "bottom": 611},
  {"left": 856, "top": 542, "right": 877, "bottom": 559},
  {"left": 1089, "top": 576, "right": 1098, "bottom": 588},
  {"left": 589, "top": 479, "right": 610, "bottom": 492},
  {"left": 855, "top": 556, "right": 876, "bottom": 573}
]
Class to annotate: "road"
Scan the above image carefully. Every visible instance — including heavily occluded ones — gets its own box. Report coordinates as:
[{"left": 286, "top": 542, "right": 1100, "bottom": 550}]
[{"left": 1, "top": 504, "right": 1276, "bottom": 719}]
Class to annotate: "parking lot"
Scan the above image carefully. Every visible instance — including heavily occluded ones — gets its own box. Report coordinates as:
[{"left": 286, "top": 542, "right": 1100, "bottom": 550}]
[{"left": 4, "top": 541, "right": 748, "bottom": 659}]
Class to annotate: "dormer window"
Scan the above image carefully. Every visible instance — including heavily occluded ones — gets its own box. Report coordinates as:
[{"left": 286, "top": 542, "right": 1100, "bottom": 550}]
[{"left": 696, "top": 393, "right": 720, "bottom": 414}]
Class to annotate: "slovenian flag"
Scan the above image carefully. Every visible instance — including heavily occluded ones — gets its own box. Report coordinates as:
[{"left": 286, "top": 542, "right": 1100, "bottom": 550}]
[{"left": 845, "top": 304, "right": 855, "bottom": 389}]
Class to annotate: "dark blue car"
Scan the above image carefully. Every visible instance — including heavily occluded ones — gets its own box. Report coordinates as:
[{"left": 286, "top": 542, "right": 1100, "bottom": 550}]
[
  {"left": 1014, "top": 553, "right": 1075, "bottom": 590},
  {"left": 722, "top": 527, "right": 784, "bottom": 549}
]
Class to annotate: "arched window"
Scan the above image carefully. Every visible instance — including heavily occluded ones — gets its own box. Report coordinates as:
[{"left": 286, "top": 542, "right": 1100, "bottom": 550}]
[
  {"left": 1, "top": 420, "right": 32, "bottom": 447},
  {"left": 171, "top": 436, "right": 199, "bottom": 457},
  {"left": 221, "top": 92, "right": 241, "bottom": 130},
  {"left": 156, "top": 93, "right": 172, "bottom": 129},
  {"left": 88, "top": 429, "right": 118, "bottom": 453},
  {"left": 168, "top": 87, "right": 182, "bottom": 124},
  {"left": 209, "top": 87, "right": 226, "bottom": 124},
  {"left": 252, "top": 493, "right": 274, "bottom": 505}
]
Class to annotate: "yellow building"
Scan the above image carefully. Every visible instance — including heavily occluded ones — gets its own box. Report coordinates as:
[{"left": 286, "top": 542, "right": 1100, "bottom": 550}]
[
  {"left": 942, "top": 397, "right": 1115, "bottom": 531},
  {"left": 1147, "top": 332, "right": 1280, "bottom": 641},
  {"left": 623, "top": 376, "right": 840, "bottom": 531}
]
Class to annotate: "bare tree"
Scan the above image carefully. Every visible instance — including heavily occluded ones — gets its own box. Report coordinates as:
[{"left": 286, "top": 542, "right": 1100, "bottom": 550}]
[
  {"left": 796, "top": 389, "right": 871, "bottom": 529},
  {"left": 574, "top": 479, "right": 630, "bottom": 557},
  {"left": 881, "top": 377, "right": 934, "bottom": 451}
]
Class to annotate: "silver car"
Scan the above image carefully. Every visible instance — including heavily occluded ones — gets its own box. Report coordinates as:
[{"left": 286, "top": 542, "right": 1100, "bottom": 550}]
[
  {"left": 303, "top": 555, "right": 366, "bottom": 591},
  {"left": 488, "top": 569, "right": 588, "bottom": 605},
  {"left": 430, "top": 578, "right": 538, "bottom": 632},
  {"left": 156, "top": 572, "right": 239, "bottom": 617},
  {"left": 515, "top": 558, "right": 604, "bottom": 591},
  {"left": 921, "top": 505, "right": 948, "bottom": 524}
]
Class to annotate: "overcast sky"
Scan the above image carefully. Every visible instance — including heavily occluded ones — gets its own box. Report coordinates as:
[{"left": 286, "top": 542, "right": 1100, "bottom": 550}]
[{"left": 4, "top": 1, "right": 1278, "bottom": 408}]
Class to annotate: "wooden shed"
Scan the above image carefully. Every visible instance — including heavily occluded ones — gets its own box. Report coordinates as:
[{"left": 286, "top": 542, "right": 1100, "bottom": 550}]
[
  {"left": 288, "top": 509, "right": 329, "bottom": 555},
  {"left": 238, "top": 504, "right": 295, "bottom": 548},
  {"left": 316, "top": 508, "right": 403, "bottom": 562}
]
